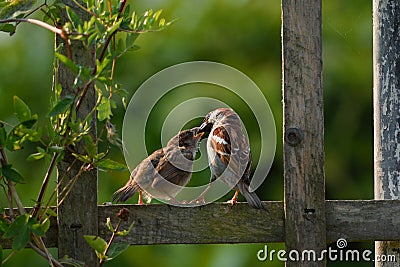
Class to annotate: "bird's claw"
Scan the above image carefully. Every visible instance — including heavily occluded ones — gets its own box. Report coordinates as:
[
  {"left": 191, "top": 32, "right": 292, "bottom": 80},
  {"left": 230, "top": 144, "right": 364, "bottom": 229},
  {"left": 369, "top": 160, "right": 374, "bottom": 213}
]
[{"left": 189, "top": 197, "right": 206, "bottom": 204}]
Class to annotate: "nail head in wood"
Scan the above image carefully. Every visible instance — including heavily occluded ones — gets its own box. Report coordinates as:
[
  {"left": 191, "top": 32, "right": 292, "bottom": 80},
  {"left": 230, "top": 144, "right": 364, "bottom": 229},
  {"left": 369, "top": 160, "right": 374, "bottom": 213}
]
[{"left": 285, "top": 127, "right": 303, "bottom": 146}]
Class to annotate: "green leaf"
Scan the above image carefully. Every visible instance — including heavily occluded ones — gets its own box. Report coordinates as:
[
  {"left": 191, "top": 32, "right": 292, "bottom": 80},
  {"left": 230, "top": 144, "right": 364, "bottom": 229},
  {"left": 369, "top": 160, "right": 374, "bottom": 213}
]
[
  {"left": 27, "top": 125, "right": 41, "bottom": 142},
  {"left": 47, "top": 95, "right": 74, "bottom": 117},
  {"left": 72, "top": 153, "right": 91, "bottom": 163},
  {"left": 0, "top": 217, "right": 10, "bottom": 234},
  {"left": 5, "top": 118, "right": 38, "bottom": 151},
  {"left": 26, "top": 152, "right": 45, "bottom": 161},
  {"left": 0, "top": 23, "right": 16, "bottom": 34},
  {"left": 97, "top": 97, "right": 112, "bottom": 121},
  {"left": 82, "top": 135, "right": 96, "bottom": 158},
  {"left": 106, "top": 242, "right": 129, "bottom": 261},
  {"left": 46, "top": 208, "right": 57, "bottom": 217},
  {"left": 49, "top": 146, "right": 64, "bottom": 153},
  {"left": 55, "top": 53, "right": 79, "bottom": 74},
  {"left": 27, "top": 146, "right": 48, "bottom": 161},
  {"left": 116, "top": 220, "right": 134, "bottom": 236},
  {"left": 85, "top": 0, "right": 94, "bottom": 10},
  {"left": 1, "top": 164, "right": 24, "bottom": 183},
  {"left": 13, "top": 96, "right": 31, "bottom": 122},
  {"left": 3, "top": 214, "right": 28, "bottom": 239},
  {"left": 95, "top": 19, "right": 106, "bottom": 35},
  {"left": 0, "top": 123, "right": 6, "bottom": 146},
  {"left": 0, "top": 0, "right": 37, "bottom": 20},
  {"left": 105, "top": 217, "right": 114, "bottom": 232},
  {"left": 95, "top": 57, "right": 112, "bottom": 77},
  {"left": 12, "top": 226, "right": 30, "bottom": 250},
  {"left": 96, "top": 158, "right": 127, "bottom": 172},
  {"left": 3, "top": 214, "right": 30, "bottom": 250},
  {"left": 28, "top": 217, "right": 48, "bottom": 237},
  {"left": 83, "top": 235, "right": 107, "bottom": 260},
  {"left": 66, "top": 6, "right": 82, "bottom": 30},
  {"left": 41, "top": 218, "right": 50, "bottom": 234}
]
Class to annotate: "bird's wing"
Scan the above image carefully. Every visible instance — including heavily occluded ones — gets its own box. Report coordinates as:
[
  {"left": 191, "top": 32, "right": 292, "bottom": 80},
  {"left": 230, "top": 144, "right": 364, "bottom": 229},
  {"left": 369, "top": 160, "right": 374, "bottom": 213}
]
[
  {"left": 210, "top": 125, "right": 250, "bottom": 177},
  {"left": 153, "top": 148, "right": 191, "bottom": 187}
]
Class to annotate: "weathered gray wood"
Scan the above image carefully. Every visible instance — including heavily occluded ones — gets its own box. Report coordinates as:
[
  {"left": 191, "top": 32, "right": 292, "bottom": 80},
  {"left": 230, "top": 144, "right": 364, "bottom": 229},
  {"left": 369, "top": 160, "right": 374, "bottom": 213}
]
[
  {"left": 326, "top": 200, "right": 400, "bottom": 242},
  {"left": 99, "top": 202, "right": 284, "bottom": 245},
  {"left": 281, "top": 0, "right": 326, "bottom": 266},
  {"left": 56, "top": 1, "right": 98, "bottom": 265},
  {"left": 99, "top": 201, "right": 400, "bottom": 245},
  {"left": 373, "top": 0, "right": 400, "bottom": 266},
  {"left": 1, "top": 200, "right": 400, "bottom": 249}
]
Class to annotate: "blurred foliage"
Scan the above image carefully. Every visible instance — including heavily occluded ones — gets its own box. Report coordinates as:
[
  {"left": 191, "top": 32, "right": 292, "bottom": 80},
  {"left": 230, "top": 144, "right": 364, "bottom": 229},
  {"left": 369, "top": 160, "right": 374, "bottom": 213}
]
[{"left": 0, "top": 0, "right": 374, "bottom": 266}]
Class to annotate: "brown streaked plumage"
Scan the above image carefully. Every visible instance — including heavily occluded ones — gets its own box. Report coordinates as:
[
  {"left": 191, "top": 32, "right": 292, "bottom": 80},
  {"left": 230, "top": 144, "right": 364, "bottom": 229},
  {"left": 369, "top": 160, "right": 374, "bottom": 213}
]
[
  {"left": 197, "top": 108, "right": 266, "bottom": 210},
  {"left": 112, "top": 127, "right": 203, "bottom": 204}
]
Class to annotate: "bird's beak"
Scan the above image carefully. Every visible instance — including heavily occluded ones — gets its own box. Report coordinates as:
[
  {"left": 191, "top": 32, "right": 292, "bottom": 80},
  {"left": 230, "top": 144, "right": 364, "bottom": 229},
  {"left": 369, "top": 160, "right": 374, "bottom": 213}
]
[
  {"left": 198, "top": 121, "right": 212, "bottom": 134},
  {"left": 194, "top": 131, "right": 204, "bottom": 141}
]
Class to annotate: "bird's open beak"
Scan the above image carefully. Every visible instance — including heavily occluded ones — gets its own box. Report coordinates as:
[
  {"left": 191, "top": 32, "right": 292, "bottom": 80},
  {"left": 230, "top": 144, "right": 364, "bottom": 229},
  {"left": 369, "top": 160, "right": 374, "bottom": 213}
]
[
  {"left": 194, "top": 131, "right": 204, "bottom": 141},
  {"left": 198, "top": 122, "right": 212, "bottom": 134}
]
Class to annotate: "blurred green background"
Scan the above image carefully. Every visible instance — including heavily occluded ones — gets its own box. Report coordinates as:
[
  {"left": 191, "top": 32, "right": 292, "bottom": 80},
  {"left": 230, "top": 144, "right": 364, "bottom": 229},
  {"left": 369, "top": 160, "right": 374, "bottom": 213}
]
[{"left": 0, "top": 0, "right": 374, "bottom": 266}]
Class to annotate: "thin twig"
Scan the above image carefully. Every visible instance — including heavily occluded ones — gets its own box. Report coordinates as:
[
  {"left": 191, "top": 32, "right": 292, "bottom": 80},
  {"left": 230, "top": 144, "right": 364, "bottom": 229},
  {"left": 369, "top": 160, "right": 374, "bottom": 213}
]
[
  {"left": 37, "top": 158, "right": 78, "bottom": 220},
  {"left": 75, "top": 80, "right": 95, "bottom": 115},
  {"left": 0, "top": 120, "right": 14, "bottom": 128},
  {"left": 72, "top": 0, "right": 98, "bottom": 18},
  {"left": 1, "top": 250, "right": 15, "bottom": 265},
  {"left": 33, "top": 152, "right": 59, "bottom": 218},
  {"left": 6, "top": 182, "right": 13, "bottom": 218},
  {"left": 0, "top": 18, "right": 63, "bottom": 35},
  {"left": 8, "top": 181, "right": 25, "bottom": 214},
  {"left": 56, "top": 163, "right": 88, "bottom": 207},
  {"left": 16, "top": 2, "right": 47, "bottom": 27},
  {"left": 0, "top": 147, "right": 26, "bottom": 214},
  {"left": 29, "top": 241, "right": 63, "bottom": 267},
  {"left": 31, "top": 235, "right": 54, "bottom": 267},
  {"left": 99, "top": 219, "right": 123, "bottom": 267}
]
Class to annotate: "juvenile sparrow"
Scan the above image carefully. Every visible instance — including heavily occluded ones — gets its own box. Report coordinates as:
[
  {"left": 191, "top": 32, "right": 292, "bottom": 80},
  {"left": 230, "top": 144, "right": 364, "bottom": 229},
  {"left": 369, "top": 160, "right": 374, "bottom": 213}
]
[
  {"left": 197, "top": 108, "right": 266, "bottom": 210},
  {"left": 112, "top": 127, "right": 204, "bottom": 204}
]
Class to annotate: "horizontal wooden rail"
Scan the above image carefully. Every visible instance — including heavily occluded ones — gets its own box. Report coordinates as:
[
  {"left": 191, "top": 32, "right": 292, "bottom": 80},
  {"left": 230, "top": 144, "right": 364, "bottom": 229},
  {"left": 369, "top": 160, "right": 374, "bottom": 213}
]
[{"left": 2, "top": 200, "right": 400, "bottom": 249}]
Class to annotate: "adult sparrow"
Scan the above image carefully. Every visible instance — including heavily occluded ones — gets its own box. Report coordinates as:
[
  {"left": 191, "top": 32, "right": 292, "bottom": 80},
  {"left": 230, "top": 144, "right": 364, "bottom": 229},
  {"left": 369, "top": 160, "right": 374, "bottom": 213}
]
[
  {"left": 112, "top": 127, "right": 204, "bottom": 204},
  {"left": 197, "top": 108, "right": 266, "bottom": 210}
]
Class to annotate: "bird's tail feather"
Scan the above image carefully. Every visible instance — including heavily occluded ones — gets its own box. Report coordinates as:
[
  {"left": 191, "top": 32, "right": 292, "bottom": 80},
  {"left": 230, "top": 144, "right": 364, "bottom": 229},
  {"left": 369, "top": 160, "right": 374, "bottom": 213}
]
[
  {"left": 112, "top": 181, "right": 140, "bottom": 203},
  {"left": 237, "top": 181, "right": 267, "bottom": 211}
]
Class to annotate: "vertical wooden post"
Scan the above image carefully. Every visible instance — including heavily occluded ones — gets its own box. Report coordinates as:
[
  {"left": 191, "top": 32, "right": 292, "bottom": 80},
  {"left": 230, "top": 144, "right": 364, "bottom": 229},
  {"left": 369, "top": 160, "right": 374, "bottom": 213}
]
[
  {"left": 57, "top": 1, "right": 98, "bottom": 265},
  {"left": 282, "top": 0, "right": 326, "bottom": 266},
  {"left": 373, "top": 0, "right": 400, "bottom": 266}
]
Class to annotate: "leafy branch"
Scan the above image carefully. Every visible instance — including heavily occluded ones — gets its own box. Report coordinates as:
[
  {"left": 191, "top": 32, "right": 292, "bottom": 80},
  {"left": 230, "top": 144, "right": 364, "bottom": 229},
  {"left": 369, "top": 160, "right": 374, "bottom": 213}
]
[
  {"left": 0, "top": 0, "right": 172, "bottom": 264},
  {"left": 84, "top": 208, "right": 133, "bottom": 266}
]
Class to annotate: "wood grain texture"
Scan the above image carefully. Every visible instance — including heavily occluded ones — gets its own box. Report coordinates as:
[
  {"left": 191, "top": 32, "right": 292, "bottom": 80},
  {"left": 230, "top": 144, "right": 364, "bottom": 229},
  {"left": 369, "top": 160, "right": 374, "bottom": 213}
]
[
  {"left": 373, "top": 0, "right": 400, "bottom": 265},
  {"left": 281, "top": 0, "right": 326, "bottom": 266},
  {"left": 98, "top": 202, "right": 284, "bottom": 245},
  {"left": 1, "top": 200, "right": 400, "bottom": 249},
  {"left": 326, "top": 200, "right": 400, "bottom": 242},
  {"left": 56, "top": 1, "right": 98, "bottom": 265}
]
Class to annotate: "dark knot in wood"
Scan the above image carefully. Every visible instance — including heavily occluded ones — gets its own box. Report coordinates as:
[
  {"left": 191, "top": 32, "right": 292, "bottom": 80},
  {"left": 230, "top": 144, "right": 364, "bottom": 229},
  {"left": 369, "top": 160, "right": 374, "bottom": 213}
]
[
  {"left": 70, "top": 223, "right": 83, "bottom": 229},
  {"left": 285, "top": 127, "right": 303, "bottom": 146},
  {"left": 304, "top": 208, "right": 316, "bottom": 214}
]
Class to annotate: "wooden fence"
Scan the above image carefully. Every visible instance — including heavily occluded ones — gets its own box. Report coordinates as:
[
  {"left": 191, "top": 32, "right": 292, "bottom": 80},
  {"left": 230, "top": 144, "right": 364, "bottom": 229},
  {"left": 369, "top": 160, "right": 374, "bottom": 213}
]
[{"left": 2, "top": 0, "right": 400, "bottom": 267}]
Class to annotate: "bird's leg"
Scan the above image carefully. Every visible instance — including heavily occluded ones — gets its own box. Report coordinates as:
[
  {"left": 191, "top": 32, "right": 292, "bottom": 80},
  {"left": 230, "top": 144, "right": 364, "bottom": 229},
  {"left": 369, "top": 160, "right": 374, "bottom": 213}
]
[
  {"left": 190, "top": 184, "right": 212, "bottom": 204},
  {"left": 190, "top": 175, "right": 217, "bottom": 204},
  {"left": 138, "top": 190, "right": 144, "bottom": 205},
  {"left": 167, "top": 196, "right": 181, "bottom": 205},
  {"left": 226, "top": 189, "right": 239, "bottom": 206}
]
